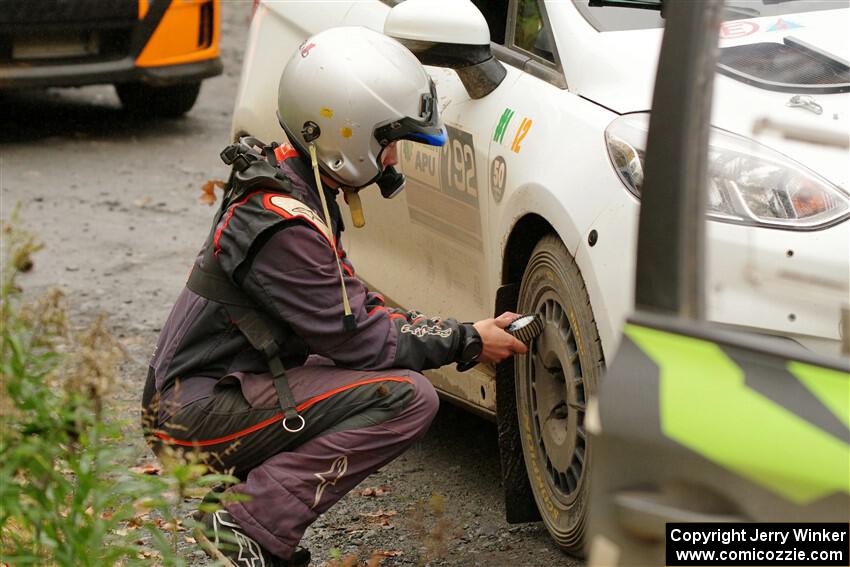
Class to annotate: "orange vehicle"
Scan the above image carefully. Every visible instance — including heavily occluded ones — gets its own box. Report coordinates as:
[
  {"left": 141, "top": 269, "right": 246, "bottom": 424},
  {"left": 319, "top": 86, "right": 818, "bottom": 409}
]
[{"left": 0, "top": 0, "right": 221, "bottom": 116}]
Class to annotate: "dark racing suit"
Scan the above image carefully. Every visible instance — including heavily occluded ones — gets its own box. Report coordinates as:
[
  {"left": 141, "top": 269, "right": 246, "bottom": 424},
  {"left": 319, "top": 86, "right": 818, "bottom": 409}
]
[{"left": 142, "top": 145, "right": 469, "bottom": 560}]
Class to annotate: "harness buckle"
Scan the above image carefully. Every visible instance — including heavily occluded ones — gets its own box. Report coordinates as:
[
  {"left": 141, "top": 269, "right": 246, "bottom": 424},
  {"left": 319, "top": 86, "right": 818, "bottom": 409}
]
[{"left": 282, "top": 413, "right": 306, "bottom": 433}]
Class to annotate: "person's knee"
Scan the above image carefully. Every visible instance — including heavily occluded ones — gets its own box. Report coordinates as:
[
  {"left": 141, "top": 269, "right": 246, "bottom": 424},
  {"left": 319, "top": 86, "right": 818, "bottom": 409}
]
[{"left": 405, "top": 371, "right": 439, "bottom": 427}]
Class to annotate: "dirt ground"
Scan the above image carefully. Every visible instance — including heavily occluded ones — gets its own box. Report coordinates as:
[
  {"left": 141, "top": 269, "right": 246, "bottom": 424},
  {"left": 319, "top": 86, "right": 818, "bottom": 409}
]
[{"left": 0, "top": 5, "right": 580, "bottom": 567}]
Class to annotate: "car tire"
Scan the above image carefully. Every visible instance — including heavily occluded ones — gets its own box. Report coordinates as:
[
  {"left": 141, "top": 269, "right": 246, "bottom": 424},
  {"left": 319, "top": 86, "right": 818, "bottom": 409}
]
[
  {"left": 516, "top": 234, "right": 604, "bottom": 553},
  {"left": 115, "top": 82, "right": 201, "bottom": 118}
]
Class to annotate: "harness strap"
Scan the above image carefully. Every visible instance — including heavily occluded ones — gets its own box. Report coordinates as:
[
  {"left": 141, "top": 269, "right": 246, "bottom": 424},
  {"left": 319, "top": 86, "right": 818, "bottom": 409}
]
[
  {"left": 229, "top": 308, "right": 303, "bottom": 432},
  {"left": 181, "top": 139, "right": 307, "bottom": 433},
  {"left": 187, "top": 260, "right": 304, "bottom": 432},
  {"left": 187, "top": 263, "right": 254, "bottom": 308}
]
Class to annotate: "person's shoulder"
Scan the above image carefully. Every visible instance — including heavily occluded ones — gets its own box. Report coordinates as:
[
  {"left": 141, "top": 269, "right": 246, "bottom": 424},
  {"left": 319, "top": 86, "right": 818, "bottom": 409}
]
[
  {"left": 213, "top": 190, "right": 325, "bottom": 256},
  {"left": 260, "top": 193, "right": 332, "bottom": 245}
]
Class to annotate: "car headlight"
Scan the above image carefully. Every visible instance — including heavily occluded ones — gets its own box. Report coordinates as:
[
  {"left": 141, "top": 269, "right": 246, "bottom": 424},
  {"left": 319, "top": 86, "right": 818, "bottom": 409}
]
[{"left": 605, "top": 113, "right": 850, "bottom": 230}]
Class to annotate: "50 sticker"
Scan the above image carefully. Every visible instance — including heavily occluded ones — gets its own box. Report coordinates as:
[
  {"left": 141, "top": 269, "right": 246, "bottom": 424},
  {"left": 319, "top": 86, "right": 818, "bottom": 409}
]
[{"left": 491, "top": 156, "right": 507, "bottom": 203}]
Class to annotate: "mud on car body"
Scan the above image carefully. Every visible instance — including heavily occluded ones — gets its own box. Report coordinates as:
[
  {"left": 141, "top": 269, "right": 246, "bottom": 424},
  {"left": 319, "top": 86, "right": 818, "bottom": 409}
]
[
  {"left": 0, "top": 0, "right": 222, "bottom": 116},
  {"left": 230, "top": 0, "right": 850, "bottom": 554}
]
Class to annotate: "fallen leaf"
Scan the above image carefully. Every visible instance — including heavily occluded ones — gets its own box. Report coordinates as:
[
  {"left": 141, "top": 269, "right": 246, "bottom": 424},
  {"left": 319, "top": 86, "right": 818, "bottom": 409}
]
[
  {"left": 356, "top": 485, "right": 392, "bottom": 498},
  {"left": 133, "top": 499, "right": 155, "bottom": 514},
  {"left": 162, "top": 519, "right": 184, "bottom": 531},
  {"left": 372, "top": 550, "right": 402, "bottom": 557},
  {"left": 114, "top": 528, "right": 128, "bottom": 537},
  {"left": 184, "top": 536, "right": 196, "bottom": 544},
  {"left": 359, "top": 510, "right": 397, "bottom": 519},
  {"left": 127, "top": 513, "right": 148, "bottom": 528},
  {"left": 199, "top": 180, "right": 226, "bottom": 206},
  {"left": 359, "top": 510, "right": 398, "bottom": 526},
  {"left": 129, "top": 463, "right": 161, "bottom": 476}
]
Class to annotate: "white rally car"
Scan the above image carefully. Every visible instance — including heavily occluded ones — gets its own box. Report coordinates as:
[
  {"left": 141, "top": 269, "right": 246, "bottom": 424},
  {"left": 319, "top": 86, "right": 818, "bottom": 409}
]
[{"left": 232, "top": 0, "right": 850, "bottom": 553}]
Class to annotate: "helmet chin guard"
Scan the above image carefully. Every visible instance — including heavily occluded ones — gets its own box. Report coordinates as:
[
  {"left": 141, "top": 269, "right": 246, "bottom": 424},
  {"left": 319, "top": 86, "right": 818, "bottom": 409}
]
[{"left": 377, "top": 166, "right": 406, "bottom": 199}]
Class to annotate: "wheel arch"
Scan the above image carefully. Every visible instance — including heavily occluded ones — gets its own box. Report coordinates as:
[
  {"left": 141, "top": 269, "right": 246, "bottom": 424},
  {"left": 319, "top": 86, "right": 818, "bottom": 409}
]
[
  {"left": 495, "top": 211, "right": 610, "bottom": 531},
  {"left": 501, "top": 214, "right": 556, "bottom": 287},
  {"left": 495, "top": 213, "right": 558, "bottom": 525}
]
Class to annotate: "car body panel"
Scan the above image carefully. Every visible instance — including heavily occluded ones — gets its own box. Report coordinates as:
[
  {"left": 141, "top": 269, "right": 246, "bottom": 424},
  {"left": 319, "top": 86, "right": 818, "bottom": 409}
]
[
  {"left": 493, "top": 73, "right": 629, "bottom": 355},
  {"left": 588, "top": 317, "right": 850, "bottom": 566},
  {"left": 0, "top": 0, "right": 221, "bottom": 89},
  {"left": 587, "top": 2, "right": 850, "bottom": 560},
  {"left": 136, "top": 0, "right": 220, "bottom": 68},
  {"left": 548, "top": 1, "right": 661, "bottom": 112},
  {"left": 230, "top": 0, "right": 850, "bottom": 416},
  {"left": 232, "top": 2, "right": 358, "bottom": 141}
]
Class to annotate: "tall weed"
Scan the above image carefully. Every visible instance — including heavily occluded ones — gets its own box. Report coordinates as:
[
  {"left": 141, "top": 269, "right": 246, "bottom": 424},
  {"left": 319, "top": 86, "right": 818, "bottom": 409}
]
[{"left": 0, "top": 212, "right": 233, "bottom": 566}]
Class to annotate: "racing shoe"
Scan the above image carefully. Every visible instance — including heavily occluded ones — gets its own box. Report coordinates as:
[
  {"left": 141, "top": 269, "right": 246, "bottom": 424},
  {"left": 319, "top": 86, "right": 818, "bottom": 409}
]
[{"left": 194, "top": 508, "right": 311, "bottom": 567}]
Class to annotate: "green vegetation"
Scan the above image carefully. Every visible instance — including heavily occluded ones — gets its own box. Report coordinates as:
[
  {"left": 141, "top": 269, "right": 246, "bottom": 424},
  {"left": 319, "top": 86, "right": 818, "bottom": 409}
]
[{"left": 0, "top": 212, "right": 234, "bottom": 565}]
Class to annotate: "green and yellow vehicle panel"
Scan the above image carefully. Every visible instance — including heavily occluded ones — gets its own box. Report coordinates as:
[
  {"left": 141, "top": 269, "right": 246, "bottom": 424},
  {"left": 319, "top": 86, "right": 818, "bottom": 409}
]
[{"left": 587, "top": 315, "right": 850, "bottom": 566}]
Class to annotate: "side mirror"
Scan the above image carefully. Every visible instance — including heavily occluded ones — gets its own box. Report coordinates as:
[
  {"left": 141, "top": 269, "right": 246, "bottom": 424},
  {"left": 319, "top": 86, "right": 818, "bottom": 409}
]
[{"left": 384, "top": 0, "right": 507, "bottom": 99}]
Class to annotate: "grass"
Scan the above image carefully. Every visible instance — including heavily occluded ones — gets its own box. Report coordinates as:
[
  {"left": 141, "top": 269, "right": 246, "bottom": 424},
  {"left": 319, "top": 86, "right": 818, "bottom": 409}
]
[{"left": 0, "top": 209, "right": 235, "bottom": 566}]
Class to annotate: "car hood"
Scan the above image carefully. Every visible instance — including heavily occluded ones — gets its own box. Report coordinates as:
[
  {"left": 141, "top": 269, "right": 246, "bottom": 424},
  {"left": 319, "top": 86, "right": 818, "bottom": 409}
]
[
  {"left": 568, "top": 7, "right": 849, "bottom": 188},
  {"left": 570, "top": 7, "right": 849, "bottom": 114}
]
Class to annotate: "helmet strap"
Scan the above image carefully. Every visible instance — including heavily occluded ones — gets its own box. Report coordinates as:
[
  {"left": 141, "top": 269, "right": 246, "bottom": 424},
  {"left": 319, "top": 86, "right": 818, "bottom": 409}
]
[
  {"left": 342, "top": 189, "right": 366, "bottom": 228},
  {"left": 307, "top": 142, "right": 357, "bottom": 331}
]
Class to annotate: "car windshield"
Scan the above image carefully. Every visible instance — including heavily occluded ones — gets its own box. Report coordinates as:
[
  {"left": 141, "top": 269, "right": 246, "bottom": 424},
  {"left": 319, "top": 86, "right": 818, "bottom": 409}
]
[{"left": 572, "top": 0, "right": 845, "bottom": 31}]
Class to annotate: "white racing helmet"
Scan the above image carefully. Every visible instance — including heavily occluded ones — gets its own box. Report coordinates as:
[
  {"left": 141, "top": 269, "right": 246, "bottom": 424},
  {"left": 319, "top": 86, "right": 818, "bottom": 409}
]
[{"left": 277, "top": 26, "right": 446, "bottom": 189}]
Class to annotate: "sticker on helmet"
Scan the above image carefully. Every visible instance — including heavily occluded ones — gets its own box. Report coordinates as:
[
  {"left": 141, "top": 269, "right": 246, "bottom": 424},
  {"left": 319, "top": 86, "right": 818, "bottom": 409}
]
[{"left": 300, "top": 42, "right": 316, "bottom": 58}]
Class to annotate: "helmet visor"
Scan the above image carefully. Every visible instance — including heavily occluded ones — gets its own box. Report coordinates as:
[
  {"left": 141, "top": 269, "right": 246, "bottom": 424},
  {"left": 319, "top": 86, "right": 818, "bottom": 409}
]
[{"left": 373, "top": 79, "right": 446, "bottom": 148}]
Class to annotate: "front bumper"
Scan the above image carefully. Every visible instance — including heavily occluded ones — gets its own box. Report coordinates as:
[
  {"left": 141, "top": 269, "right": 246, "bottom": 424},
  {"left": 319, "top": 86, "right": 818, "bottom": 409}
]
[
  {"left": 707, "top": 218, "right": 850, "bottom": 357},
  {"left": 0, "top": 56, "right": 222, "bottom": 89}
]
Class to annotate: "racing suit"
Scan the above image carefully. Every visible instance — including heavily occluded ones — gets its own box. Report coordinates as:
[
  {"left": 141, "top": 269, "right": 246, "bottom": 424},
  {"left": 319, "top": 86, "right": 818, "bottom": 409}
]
[{"left": 142, "top": 145, "right": 470, "bottom": 560}]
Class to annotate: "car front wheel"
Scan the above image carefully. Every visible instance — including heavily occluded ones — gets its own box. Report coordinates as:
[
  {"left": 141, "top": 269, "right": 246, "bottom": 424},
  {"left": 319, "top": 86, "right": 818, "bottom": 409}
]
[
  {"left": 115, "top": 81, "right": 201, "bottom": 117},
  {"left": 516, "top": 234, "right": 604, "bottom": 553}
]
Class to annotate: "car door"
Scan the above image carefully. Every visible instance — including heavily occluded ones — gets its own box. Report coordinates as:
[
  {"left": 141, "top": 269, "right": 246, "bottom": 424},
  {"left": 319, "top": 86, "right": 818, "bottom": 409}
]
[
  {"left": 342, "top": 1, "right": 529, "bottom": 409},
  {"left": 345, "top": 65, "right": 511, "bottom": 322},
  {"left": 586, "top": 2, "right": 850, "bottom": 565},
  {"left": 343, "top": 4, "right": 521, "bottom": 325}
]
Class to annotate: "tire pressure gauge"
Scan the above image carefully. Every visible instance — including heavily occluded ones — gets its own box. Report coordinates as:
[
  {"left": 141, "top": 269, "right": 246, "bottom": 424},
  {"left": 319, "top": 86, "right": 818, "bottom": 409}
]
[
  {"left": 456, "top": 314, "right": 544, "bottom": 373},
  {"left": 506, "top": 314, "right": 544, "bottom": 345}
]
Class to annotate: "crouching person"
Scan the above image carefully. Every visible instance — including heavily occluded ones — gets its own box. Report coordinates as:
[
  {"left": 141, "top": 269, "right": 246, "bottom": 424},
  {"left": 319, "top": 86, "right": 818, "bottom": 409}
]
[{"left": 141, "top": 26, "right": 526, "bottom": 566}]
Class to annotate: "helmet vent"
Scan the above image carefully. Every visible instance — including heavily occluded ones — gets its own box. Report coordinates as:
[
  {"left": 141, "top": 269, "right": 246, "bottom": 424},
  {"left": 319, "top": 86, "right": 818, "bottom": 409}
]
[{"left": 331, "top": 158, "right": 344, "bottom": 170}]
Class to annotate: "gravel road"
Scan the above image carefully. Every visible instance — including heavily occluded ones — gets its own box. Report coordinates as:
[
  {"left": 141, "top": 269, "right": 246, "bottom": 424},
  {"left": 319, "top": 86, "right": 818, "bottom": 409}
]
[{"left": 0, "top": 4, "right": 580, "bottom": 567}]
